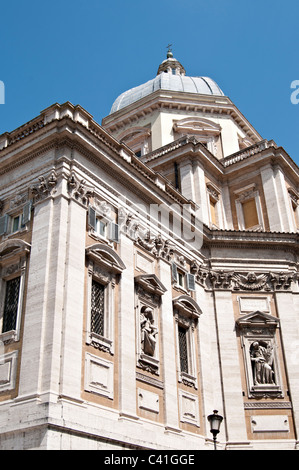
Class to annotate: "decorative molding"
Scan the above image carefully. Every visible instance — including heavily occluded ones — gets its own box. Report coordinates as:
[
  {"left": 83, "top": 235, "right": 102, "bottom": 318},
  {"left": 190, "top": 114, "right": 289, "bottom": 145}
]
[
  {"left": 138, "top": 388, "right": 159, "bottom": 414},
  {"left": 206, "top": 182, "right": 220, "bottom": 201},
  {"left": 178, "top": 389, "right": 200, "bottom": 427},
  {"left": 288, "top": 187, "right": 299, "bottom": 205},
  {"left": 136, "top": 371, "right": 164, "bottom": 389},
  {"left": 0, "top": 351, "right": 18, "bottom": 392},
  {"left": 84, "top": 352, "right": 114, "bottom": 399}
]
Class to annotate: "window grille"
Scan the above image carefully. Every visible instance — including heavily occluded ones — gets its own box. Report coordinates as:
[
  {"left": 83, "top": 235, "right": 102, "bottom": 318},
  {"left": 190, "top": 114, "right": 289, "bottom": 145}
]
[
  {"left": 178, "top": 325, "right": 189, "bottom": 373},
  {"left": 91, "top": 280, "right": 105, "bottom": 336},
  {"left": 2, "top": 277, "right": 20, "bottom": 333}
]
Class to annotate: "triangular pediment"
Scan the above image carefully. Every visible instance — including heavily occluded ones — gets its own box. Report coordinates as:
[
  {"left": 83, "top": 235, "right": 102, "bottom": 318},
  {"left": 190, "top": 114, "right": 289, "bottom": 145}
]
[
  {"left": 236, "top": 310, "right": 279, "bottom": 329},
  {"left": 135, "top": 274, "right": 167, "bottom": 295}
]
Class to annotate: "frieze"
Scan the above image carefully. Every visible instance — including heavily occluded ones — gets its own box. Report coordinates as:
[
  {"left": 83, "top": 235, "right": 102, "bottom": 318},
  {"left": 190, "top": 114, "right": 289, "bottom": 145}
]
[
  {"left": 136, "top": 371, "right": 164, "bottom": 389},
  {"left": 9, "top": 192, "right": 29, "bottom": 209},
  {"left": 190, "top": 263, "right": 297, "bottom": 292},
  {"left": 244, "top": 401, "right": 292, "bottom": 409}
]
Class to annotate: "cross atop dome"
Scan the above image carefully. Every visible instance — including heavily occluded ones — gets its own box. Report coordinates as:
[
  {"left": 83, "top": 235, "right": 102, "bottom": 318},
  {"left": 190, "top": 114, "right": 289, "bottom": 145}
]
[
  {"left": 166, "top": 44, "right": 173, "bottom": 58},
  {"left": 157, "top": 46, "right": 186, "bottom": 76}
]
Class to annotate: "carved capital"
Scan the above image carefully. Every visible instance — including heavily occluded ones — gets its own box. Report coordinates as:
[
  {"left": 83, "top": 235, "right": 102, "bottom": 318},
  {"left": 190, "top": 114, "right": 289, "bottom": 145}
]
[
  {"left": 31, "top": 170, "right": 57, "bottom": 202},
  {"left": 67, "top": 172, "right": 94, "bottom": 206},
  {"left": 136, "top": 232, "right": 174, "bottom": 261}
]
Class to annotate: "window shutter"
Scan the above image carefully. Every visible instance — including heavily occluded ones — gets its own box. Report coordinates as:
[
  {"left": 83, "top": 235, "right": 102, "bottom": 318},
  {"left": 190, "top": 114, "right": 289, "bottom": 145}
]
[
  {"left": 187, "top": 273, "right": 196, "bottom": 291},
  {"left": 0, "top": 214, "right": 8, "bottom": 236},
  {"left": 88, "top": 207, "right": 96, "bottom": 230},
  {"left": 109, "top": 222, "right": 119, "bottom": 243},
  {"left": 22, "top": 201, "right": 32, "bottom": 225},
  {"left": 171, "top": 262, "right": 178, "bottom": 282}
]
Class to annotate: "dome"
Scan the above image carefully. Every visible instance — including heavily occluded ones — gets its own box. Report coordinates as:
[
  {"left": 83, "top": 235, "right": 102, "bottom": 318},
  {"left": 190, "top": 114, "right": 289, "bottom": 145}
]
[{"left": 109, "top": 52, "right": 225, "bottom": 114}]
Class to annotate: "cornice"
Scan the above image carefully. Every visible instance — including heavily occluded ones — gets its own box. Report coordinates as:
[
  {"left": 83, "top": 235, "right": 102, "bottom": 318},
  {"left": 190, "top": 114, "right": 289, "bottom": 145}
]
[
  {"left": 102, "top": 89, "right": 262, "bottom": 143},
  {"left": 202, "top": 225, "right": 299, "bottom": 252},
  {"left": 0, "top": 105, "right": 193, "bottom": 209}
]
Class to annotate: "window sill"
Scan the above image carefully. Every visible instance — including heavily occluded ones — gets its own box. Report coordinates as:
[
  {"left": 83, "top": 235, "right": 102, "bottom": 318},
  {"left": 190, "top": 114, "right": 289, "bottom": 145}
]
[
  {"left": 88, "top": 230, "right": 114, "bottom": 247},
  {"left": 0, "top": 329, "right": 18, "bottom": 345},
  {"left": 179, "top": 371, "right": 197, "bottom": 389},
  {"left": 1, "top": 226, "right": 28, "bottom": 240},
  {"left": 173, "top": 284, "right": 189, "bottom": 295},
  {"left": 87, "top": 332, "right": 113, "bottom": 355}
]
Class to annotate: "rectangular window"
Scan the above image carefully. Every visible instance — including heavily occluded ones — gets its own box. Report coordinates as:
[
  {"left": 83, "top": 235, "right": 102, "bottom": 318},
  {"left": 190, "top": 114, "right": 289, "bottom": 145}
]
[
  {"left": 178, "top": 325, "right": 189, "bottom": 374},
  {"left": 177, "top": 271, "right": 185, "bottom": 288},
  {"left": 90, "top": 279, "right": 105, "bottom": 336},
  {"left": 12, "top": 216, "right": 21, "bottom": 233},
  {"left": 242, "top": 198, "right": 259, "bottom": 229},
  {"left": 88, "top": 207, "right": 119, "bottom": 243},
  {"left": 2, "top": 277, "right": 21, "bottom": 333},
  {"left": 96, "top": 218, "right": 107, "bottom": 238}
]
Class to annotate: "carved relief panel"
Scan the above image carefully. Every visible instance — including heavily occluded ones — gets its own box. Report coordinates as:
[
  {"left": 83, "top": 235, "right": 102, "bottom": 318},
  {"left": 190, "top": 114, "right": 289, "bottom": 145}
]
[
  {"left": 236, "top": 311, "right": 283, "bottom": 398},
  {"left": 135, "top": 274, "right": 166, "bottom": 375}
]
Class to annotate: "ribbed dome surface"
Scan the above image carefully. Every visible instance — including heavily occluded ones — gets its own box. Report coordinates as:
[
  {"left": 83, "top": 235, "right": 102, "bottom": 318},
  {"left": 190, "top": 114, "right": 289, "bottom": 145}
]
[{"left": 110, "top": 57, "right": 225, "bottom": 114}]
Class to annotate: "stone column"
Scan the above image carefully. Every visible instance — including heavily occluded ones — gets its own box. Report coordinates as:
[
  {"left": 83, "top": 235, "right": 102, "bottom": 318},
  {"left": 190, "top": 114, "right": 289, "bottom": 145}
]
[
  {"left": 214, "top": 290, "right": 249, "bottom": 447},
  {"left": 275, "top": 291, "right": 299, "bottom": 444},
  {"left": 118, "top": 233, "right": 137, "bottom": 419},
  {"left": 158, "top": 258, "right": 180, "bottom": 432}
]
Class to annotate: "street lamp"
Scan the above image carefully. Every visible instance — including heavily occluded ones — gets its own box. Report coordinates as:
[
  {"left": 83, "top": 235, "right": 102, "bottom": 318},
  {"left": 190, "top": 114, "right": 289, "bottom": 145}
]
[{"left": 207, "top": 410, "right": 223, "bottom": 450}]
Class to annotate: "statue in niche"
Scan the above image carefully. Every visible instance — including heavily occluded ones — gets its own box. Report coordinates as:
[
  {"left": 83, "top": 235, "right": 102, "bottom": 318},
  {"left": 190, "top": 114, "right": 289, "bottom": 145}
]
[
  {"left": 140, "top": 306, "right": 158, "bottom": 357},
  {"left": 250, "top": 340, "right": 275, "bottom": 385}
]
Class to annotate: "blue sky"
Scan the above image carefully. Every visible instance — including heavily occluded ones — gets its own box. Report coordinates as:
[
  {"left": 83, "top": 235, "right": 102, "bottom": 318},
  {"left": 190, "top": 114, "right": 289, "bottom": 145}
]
[{"left": 0, "top": 0, "right": 299, "bottom": 166}]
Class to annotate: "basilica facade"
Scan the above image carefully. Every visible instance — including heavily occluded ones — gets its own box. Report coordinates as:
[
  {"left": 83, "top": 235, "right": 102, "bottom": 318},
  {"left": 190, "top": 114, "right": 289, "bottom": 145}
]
[{"left": 0, "top": 51, "right": 298, "bottom": 450}]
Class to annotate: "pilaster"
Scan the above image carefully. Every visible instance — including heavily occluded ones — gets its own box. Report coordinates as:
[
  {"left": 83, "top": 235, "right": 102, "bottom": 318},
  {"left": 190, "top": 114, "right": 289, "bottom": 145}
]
[
  {"left": 214, "top": 290, "right": 248, "bottom": 444},
  {"left": 261, "top": 164, "right": 283, "bottom": 232},
  {"left": 158, "top": 258, "right": 180, "bottom": 432},
  {"left": 193, "top": 160, "right": 209, "bottom": 226},
  {"left": 179, "top": 159, "right": 195, "bottom": 202},
  {"left": 273, "top": 166, "right": 295, "bottom": 232},
  {"left": 118, "top": 233, "right": 137, "bottom": 419},
  {"left": 18, "top": 196, "right": 55, "bottom": 399},
  {"left": 58, "top": 197, "right": 87, "bottom": 401},
  {"left": 195, "top": 286, "right": 222, "bottom": 430},
  {"left": 275, "top": 291, "right": 299, "bottom": 441}
]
